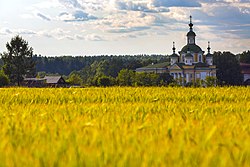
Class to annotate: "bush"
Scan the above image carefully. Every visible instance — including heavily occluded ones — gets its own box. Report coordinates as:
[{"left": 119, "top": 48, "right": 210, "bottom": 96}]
[
  {"left": 0, "top": 70, "right": 10, "bottom": 87},
  {"left": 97, "top": 75, "right": 115, "bottom": 87}
]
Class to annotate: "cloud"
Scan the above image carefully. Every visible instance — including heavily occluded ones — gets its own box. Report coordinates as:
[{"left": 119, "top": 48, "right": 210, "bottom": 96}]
[
  {"left": 85, "top": 34, "right": 106, "bottom": 41},
  {"left": 58, "top": 11, "right": 97, "bottom": 22},
  {"left": 112, "top": 0, "right": 150, "bottom": 11},
  {"left": 37, "top": 13, "right": 51, "bottom": 21},
  {"left": 97, "top": 11, "right": 157, "bottom": 32},
  {"left": 17, "top": 29, "right": 37, "bottom": 35},
  {"left": 58, "top": 0, "right": 84, "bottom": 9},
  {"left": 110, "top": 0, "right": 170, "bottom": 13},
  {"left": 0, "top": 28, "right": 12, "bottom": 35},
  {"left": 153, "top": 0, "right": 202, "bottom": 8},
  {"left": 0, "top": 28, "right": 37, "bottom": 36}
]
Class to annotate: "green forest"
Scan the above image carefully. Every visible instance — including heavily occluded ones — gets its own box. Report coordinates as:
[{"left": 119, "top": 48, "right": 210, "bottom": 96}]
[
  {"left": 0, "top": 36, "right": 250, "bottom": 87},
  {"left": 1, "top": 51, "right": 249, "bottom": 86}
]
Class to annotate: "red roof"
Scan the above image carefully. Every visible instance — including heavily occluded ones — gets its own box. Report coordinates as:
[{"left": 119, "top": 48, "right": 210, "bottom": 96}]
[{"left": 240, "top": 63, "right": 250, "bottom": 74}]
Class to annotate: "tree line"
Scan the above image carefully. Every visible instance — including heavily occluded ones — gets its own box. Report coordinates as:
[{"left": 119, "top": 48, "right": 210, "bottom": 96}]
[{"left": 0, "top": 36, "right": 250, "bottom": 87}]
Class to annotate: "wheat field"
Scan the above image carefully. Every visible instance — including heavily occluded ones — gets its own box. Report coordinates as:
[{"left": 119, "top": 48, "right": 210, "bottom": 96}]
[{"left": 0, "top": 87, "right": 249, "bottom": 167}]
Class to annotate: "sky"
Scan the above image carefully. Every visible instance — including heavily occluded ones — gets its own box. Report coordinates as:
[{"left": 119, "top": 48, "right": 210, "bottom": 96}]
[{"left": 0, "top": 0, "right": 250, "bottom": 56}]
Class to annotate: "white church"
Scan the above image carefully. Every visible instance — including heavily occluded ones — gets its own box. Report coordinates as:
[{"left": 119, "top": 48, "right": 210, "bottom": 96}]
[
  {"left": 169, "top": 16, "right": 216, "bottom": 83},
  {"left": 136, "top": 16, "right": 216, "bottom": 84}
]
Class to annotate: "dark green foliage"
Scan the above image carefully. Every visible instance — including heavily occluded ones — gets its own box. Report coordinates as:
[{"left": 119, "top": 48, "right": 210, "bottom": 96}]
[
  {"left": 1, "top": 36, "right": 35, "bottom": 86},
  {"left": 0, "top": 70, "right": 9, "bottom": 87},
  {"left": 97, "top": 75, "right": 115, "bottom": 87},
  {"left": 134, "top": 73, "right": 159, "bottom": 86},
  {"left": 34, "top": 54, "right": 169, "bottom": 76},
  {"left": 213, "top": 51, "right": 243, "bottom": 85},
  {"left": 37, "top": 71, "right": 46, "bottom": 78},
  {"left": 67, "top": 71, "right": 83, "bottom": 85},
  {"left": 0, "top": 59, "right": 3, "bottom": 68},
  {"left": 238, "top": 50, "right": 250, "bottom": 64},
  {"left": 117, "top": 69, "right": 135, "bottom": 86}
]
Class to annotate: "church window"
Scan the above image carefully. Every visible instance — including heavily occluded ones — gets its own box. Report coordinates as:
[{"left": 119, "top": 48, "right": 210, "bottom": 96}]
[{"left": 199, "top": 55, "right": 202, "bottom": 62}]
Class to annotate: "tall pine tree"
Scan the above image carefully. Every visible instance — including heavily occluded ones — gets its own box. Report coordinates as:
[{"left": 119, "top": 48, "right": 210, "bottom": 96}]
[{"left": 1, "top": 36, "right": 36, "bottom": 86}]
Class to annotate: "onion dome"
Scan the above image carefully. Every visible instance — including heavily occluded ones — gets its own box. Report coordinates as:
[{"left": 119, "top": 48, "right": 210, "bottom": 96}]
[
  {"left": 170, "top": 42, "right": 179, "bottom": 58},
  {"left": 206, "top": 41, "right": 213, "bottom": 57},
  {"left": 181, "top": 44, "right": 202, "bottom": 53},
  {"left": 187, "top": 16, "right": 196, "bottom": 37}
]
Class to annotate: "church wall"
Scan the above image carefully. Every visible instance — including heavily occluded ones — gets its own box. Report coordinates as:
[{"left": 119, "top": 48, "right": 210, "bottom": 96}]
[{"left": 194, "top": 54, "right": 198, "bottom": 62}]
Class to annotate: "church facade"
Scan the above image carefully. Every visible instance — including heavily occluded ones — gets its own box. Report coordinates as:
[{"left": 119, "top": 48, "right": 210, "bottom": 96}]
[{"left": 169, "top": 16, "right": 216, "bottom": 83}]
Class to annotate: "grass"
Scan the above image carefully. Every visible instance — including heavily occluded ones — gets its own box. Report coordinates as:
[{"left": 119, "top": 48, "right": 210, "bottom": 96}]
[{"left": 0, "top": 87, "right": 249, "bottom": 167}]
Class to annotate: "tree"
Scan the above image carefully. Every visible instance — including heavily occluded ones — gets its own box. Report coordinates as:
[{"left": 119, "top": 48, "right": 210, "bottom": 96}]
[
  {"left": 97, "top": 75, "right": 115, "bottom": 87},
  {"left": 67, "top": 71, "right": 83, "bottom": 85},
  {"left": 117, "top": 69, "right": 135, "bottom": 86},
  {"left": 133, "top": 73, "right": 160, "bottom": 86},
  {"left": 0, "top": 59, "right": 3, "bottom": 68},
  {"left": 1, "top": 36, "right": 36, "bottom": 86},
  {"left": 238, "top": 50, "right": 250, "bottom": 64},
  {"left": 37, "top": 71, "right": 47, "bottom": 78},
  {"left": 213, "top": 51, "right": 243, "bottom": 85},
  {"left": 0, "top": 70, "right": 9, "bottom": 87}
]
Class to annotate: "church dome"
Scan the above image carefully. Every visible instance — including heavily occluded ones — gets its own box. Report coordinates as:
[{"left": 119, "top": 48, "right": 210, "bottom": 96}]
[
  {"left": 170, "top": 53, "right": 179, "bottom": 58},
  {"left": 181, "top": 44, "right": 202, "bottom": 53},
  {"left": 187, "top": 31, "right": 196, "bottom": 36},
  {"left": 206, "top": 53, "right": 213, "bottom": 57}
]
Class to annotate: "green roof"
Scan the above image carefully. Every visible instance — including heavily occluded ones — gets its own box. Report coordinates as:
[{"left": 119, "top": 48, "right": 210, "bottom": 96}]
[
  {"left": 170, "top": 53, "right": 179, "bottom": 58},
  {"left": 187, "top": 31, "right": 196, "bottom": 36},
  {"left": 181, "top": 44, "right": 203, "bottom": 53},
  {"left": 141, "top": 62, "right": 169, "bottom": 68},
  {"left": 175, "top": 63, "right": 185, "bottom": 69},
  {"left": 185, "top": 53, "right": 193, "bottom": 58},
  {"left": 206, "top": 53, "right": 213, "bottom": 57}
]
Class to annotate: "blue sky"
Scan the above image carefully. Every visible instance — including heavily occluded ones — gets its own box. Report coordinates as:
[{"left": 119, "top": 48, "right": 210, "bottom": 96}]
[{"left": 0, "top": 0, "right": 250, "bottom": 56}]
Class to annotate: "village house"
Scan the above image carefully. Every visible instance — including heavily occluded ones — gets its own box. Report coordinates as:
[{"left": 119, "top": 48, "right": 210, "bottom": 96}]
[
  {"left": 23, "top": 76, "right": 67, "bottom": 87},
  {"left": 240, "top": 63, "right": 250, "bottom": 85}
]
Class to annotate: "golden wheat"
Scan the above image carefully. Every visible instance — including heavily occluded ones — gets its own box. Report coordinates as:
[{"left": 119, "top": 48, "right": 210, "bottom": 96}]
[{"left": 0, "top": 87, "right": 249, "bottom": 167}]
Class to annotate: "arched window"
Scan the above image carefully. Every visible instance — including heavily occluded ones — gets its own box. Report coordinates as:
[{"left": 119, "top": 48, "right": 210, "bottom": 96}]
[{"left": 198, "top": 55, "right": 202, "bottom": 62}]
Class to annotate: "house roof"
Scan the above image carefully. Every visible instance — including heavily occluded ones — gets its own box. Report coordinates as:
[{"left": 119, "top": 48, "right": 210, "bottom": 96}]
[
  {"left": 137, "top": 62, "right": 169, "bottom": 69},
  {"left": 240, "top": 63, "right": 250, "bottom": 67},
  {"left": 170, "top": 62, "right": 214, "bottom": 70},
  {"left": 174, "top": 63, "right": 185, "bottom": 69},
  {"left": 44, "top": 76, "right": 65, "bottom": 84},
  {"left": 240, "top": 63, "right": 250, "bottom": 74},
  {"left": 24, "top": 78, "right": 46, "bottom": 81}
]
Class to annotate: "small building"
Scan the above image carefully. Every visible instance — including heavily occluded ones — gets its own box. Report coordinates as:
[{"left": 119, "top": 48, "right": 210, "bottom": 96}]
[
  {"left": 240, "top": 63, "right": 250, "bottom": 85},
  {"left": 22, "top": 76, "right": 67, "bottom": 87},
  {"left": 44, "top": 76, "right": 67, "bottom": 87},
  {"left": 23, "top": 78, "right": 46, "bottom": 87}
]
